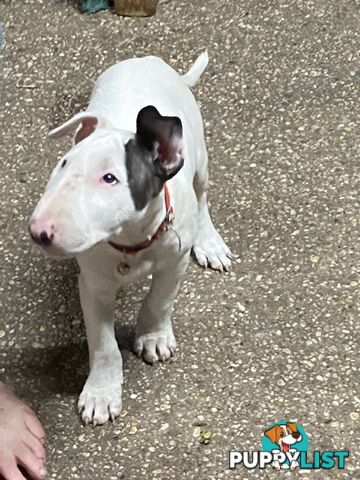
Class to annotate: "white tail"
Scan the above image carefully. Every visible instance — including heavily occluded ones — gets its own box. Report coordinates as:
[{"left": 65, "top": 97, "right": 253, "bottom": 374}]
[{"left": 181, "top": 51, "right": 209, "bottom": 88}]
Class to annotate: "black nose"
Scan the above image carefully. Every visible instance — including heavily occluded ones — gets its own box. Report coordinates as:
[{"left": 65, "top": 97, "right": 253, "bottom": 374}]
[
  {"left": 30, "top": 230, "right": 54, "bottom": 246},
  {"left": 292, "top": 431, "right": 300, "bottom": 440}
]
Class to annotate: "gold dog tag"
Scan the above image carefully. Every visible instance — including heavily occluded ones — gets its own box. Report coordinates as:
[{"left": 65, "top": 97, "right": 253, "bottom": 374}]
[{"left": 118, "top": 261, "right": 131, "bottom": 275}]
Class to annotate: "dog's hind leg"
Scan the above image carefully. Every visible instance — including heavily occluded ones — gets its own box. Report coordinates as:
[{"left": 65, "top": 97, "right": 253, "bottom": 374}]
[{"left": 192, "top": 148, "right": 232, "bottom": 271}]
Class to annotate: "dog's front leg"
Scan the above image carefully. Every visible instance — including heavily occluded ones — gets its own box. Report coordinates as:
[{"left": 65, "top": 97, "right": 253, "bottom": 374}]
[
  {"left": 134, "top": 253, "right": 190, "bottom": 364},
  {"left": 77, "top": 274, "right": 122, "bottom": 426}
]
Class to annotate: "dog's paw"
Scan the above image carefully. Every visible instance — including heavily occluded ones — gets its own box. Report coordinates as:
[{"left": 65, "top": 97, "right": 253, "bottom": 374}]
[
  {"left": 193, "top": 227, "right": 232, "bottom": 271},
  {"left": 134, "top": 329, "right": 176, "bottom": 364},
  {"left": 78, "top": 384, "right": 122, "bottom": 425},
  {"left": 78, "top": 368, "right": 123, "bottom": 425}
]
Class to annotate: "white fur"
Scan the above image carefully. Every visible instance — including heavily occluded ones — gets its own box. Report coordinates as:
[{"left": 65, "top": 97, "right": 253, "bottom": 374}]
[
  {"left": 31, "top": 54, "right": 231, "bottom": 425},
  {"left": 181, "top": 51, "right": 209, "bottom": 87}
]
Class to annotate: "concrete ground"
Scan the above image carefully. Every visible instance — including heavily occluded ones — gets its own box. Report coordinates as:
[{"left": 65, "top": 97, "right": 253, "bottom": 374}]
[{"left": 0, "top": 0, "right": 359, "bottom": 478}]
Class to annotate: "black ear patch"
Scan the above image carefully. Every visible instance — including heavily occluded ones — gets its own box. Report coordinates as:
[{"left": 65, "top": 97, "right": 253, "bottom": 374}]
[
  {"left": 125, "top": 139, "right": 163, "bottom": 211},
  {"left": 125, "top": 106, "right": 184, "bottom": 211},
  {"left": 136, "top": 106, "right": 183, "bottom": 180}
]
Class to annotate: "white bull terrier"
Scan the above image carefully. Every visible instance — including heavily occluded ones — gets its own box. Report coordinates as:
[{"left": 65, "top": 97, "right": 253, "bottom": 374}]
[{"left": 30, "top": 52, "right": 232, "bottom": 425}]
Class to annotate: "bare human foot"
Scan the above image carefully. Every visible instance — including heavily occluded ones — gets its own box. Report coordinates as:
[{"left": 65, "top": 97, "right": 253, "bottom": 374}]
[{"left": 0, "top": 382, "right": 47, "bottom": 480}]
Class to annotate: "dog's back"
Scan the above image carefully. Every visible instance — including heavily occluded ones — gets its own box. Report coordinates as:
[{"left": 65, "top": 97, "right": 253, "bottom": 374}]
[{"left": 87, "top": 56, "right": 207, "bottom": 169}]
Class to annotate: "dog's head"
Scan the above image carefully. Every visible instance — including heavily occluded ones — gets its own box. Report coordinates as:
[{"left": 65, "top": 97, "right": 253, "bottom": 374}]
[
  {"left": 29, "top": 106, "right": 183, "bottom": 257},
  {"left": 264, "top": 423, "right": 302, "bottom": 452}
]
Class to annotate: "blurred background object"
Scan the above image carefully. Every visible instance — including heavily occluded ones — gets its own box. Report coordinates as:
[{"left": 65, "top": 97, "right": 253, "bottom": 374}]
[
  {"left": 81, "top": 0, "right": 111, "bottom": 14},
  {"left": 114, "top": 0, "right": 159, "bottom": 16}
]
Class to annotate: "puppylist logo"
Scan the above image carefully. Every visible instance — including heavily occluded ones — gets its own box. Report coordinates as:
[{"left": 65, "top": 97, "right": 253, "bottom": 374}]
[
  {"left": 261, "top": 422, "right": 308, "bottom": 470},
  {"left": 229, "top": 421, "right": 350, "bottom": 471}
]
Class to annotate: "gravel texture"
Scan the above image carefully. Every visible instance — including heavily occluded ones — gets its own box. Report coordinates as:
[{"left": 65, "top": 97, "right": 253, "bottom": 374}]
[{"left": 0, "top": 0, "right": 359, "bottom": 478}]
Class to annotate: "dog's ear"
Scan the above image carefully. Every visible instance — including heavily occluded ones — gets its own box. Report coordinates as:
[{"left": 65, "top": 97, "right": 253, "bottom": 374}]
[
  {"left": 264, "top": 425, "right": 280, "bottom": 444},
  {"left": 135, "top": 105, "right": 183, "bottom": 181},
  {"left": 286, "top": 423, "right": 298, "bottom": 433},
  {"left": 48, "top": 112, "right": 112, "bottom": 145}
]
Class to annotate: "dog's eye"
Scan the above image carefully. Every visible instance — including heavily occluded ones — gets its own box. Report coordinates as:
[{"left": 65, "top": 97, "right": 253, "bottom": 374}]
[
  {"left": 61, "top": 159, "right": 67, "bottom": 168},
  {"left": 102, "top": 173, "right": 119, "bottom": 185},
  {"left": 280, "top": 432, "right": 284, "bottom": 437}
]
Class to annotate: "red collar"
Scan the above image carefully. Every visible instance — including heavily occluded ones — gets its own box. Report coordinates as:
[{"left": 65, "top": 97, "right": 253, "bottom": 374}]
[{"left": 108, "top": 184, "right": 174, "bottom": 255}]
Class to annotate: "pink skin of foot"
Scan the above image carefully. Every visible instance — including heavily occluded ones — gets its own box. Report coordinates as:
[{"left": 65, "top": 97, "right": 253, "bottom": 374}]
[{"left": 0, "top": 382, "right": 47, "bottom": 480}]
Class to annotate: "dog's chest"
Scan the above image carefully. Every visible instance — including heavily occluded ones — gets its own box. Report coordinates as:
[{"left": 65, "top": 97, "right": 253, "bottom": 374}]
[
  {"left": 77, "top": 236, "right": 182, "bottom": 288},
  {"left": 114, "top": 254, "right": 155, "bottom": 284}
]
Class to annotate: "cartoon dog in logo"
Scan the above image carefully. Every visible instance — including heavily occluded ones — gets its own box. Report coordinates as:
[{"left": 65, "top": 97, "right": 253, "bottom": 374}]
[{"left": 264, "top": 422, "right": 302, "bottom": 470}]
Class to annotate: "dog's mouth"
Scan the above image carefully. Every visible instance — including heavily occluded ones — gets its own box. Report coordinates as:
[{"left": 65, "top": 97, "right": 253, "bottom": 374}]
[
  {"left": 281, "top": 442, "right": 291, "bottom": 453},
  {"left": 281, "top": 434, "right": 302, "bottom": 452},
  {"left": 29, "top": 226, "right": 102, "bottom": 257},
  {"left": 29, "top": 233, "right": 77, "bottom": 258}
]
